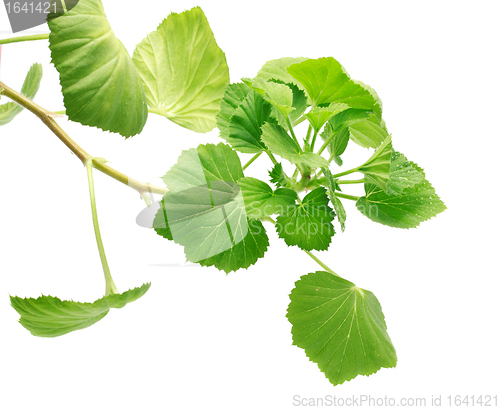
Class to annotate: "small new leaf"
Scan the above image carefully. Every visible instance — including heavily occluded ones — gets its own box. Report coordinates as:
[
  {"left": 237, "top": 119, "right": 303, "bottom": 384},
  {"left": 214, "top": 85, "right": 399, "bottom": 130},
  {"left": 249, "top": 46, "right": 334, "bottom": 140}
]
[
  {"left": 287, "top": 271, "right": 397, "bottom": 386},
  {"left": 276, "top": 187, "right": 335, "bottom": 251},
  {"left": 11, "top": 284, "right": 151, "bottom": 337},
  {"left": 0, "top": 63, "right": 42, "bottom": 126}
]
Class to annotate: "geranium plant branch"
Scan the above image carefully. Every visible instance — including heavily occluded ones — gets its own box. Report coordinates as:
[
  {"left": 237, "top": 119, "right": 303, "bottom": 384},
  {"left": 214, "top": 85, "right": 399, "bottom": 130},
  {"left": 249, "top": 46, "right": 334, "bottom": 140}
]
[{"left": 0, "top": 80, "right": 167, "bottom": 197}]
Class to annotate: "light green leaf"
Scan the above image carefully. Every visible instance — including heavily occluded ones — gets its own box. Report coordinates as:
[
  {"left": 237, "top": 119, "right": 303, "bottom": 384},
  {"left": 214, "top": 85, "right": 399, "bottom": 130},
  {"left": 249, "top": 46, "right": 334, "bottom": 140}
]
[
  {"left": 304, "top": 103, "right": 350, "bottom": 133},
  {"left": 238, "top": 177, "right": 296, "bottom": 219},
  {"left": 197, "top": 219, "right": 269, "bottom": 273},
  {"left": 261, "top": 122, "right": 328, "bottom": 169},
  {"left": 287, "top": 57, "right": 382, "bottom": 116},
  {"left": 262, "top": 82, "right": 308, "bottom": 131},
  {"left": 320, "top": 125, "right": 350, "bottom": 165},
  {"left": 255, "top": 57, "right": 308, "bottom": 90},
  {"left": 133, "top": 7, "right": 229, "bottom": 133},
  {"left": 156, "top": 143, "right": 269, "bottom": 269},
  {"left": 0, "top": 63, "right": 42, "bottom": 126},
  {"left": 386, "top": 151, "right": 425, "bottom": 195},
  {"left": 10, "top": 283, "right": 151, "bottom": 337},
  {"left": 349, "top": 114, "right": 388, "bottom": 149},
  {"left": 328, "top": 108, "right": 372, "bottom": 133},
  {"left": 358, "top": 135, "right": 393, "bottom": 190},
  {"left": 261, "top": 121, "right": 300, "bottom": 158},
  {"left": 356, "top": 178, "right": 446, "bottom": 229},
  {"left": 287, "top": 271, "right": 397, "bottom": 386},
  {"left": 162, "top": 142, "right": 244, "bottom": 191},
  {"left": 276, "top": 187, "right": 335, "bottom": 251},
  {"left": 48, "top": 0, "right": 148, "bottom": 137},
  {"left": 291, "top": 152, "right": 329, "bottom": 169},
  {"left": 216, "top": 83, "right": 252, "bottom": 139},
  {"left": 322, "top": 168, "right": 347, "bottom": 232},
  {"left": 223, "top": 90, "right": 273, "bottom": 153}
]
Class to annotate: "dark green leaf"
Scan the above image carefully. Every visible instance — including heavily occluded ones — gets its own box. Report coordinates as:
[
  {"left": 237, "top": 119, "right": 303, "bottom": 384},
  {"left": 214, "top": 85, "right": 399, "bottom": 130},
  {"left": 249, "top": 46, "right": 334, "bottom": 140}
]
[
  {"left": 287, "top": 271, "right": 397, "bottom": 386},
  {"left": 276, "top": 187, "right": 335, "bottom": 251}
]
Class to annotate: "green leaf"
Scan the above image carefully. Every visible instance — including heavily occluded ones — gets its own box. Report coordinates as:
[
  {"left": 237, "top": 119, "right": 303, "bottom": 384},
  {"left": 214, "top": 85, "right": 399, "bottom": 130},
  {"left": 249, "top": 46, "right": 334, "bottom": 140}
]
[
  {"left": 386, "top": 151, "right": 425, "bottom": 195},
  {"left": 238, "top": 177, "right": 296, "bottom": 219},
  {"left": 255, "top": 57, "right": 308, "bottom": 90},
  {"left": 223, "top": 90, "right": 273, "bottom": 153},
  {"left": 322, "top": 168, "right": 347, "bottom": 232},
  {"left": 48, "top": 0, "right": 148, "bottom": 137},
  {"left": 358, "top": 135, "right": 393, "bottom": 190},
  {"left": 133, "top": 7, "right": 229, "bottom": 133},
  {"left": 328, "top": 108, "right": 372, "bottom": 133},
  {"left": 155, "top": 143, "right": 269, "bottom": 270},
  {"left": 261, "top": 121, "right": 300, "bottom": 158},
  {"left": 287, "top": 271, "right": 397, "bottom": 386},
  {"left": 162, "top": 142, "right": 244, "bottom": 191},
  {"left": 356, "top": 177, "right": 446, "bottom": 229},
  {"left": 216, "top": 83, "right": 252, "bottom": 139},
  {"left": 10, "top": 283, "right": 151, "bottom": 337},
  {"left": 349, "top": 114, "right": 388, "bottom": 149},
  {"left": 197, "top": 219, "right": 269, "bottom": 273},
  {"left": 0, "top": 63, "right": 42, "bottom": 126},
  {"left": 276, "top": 187, "right": 335, "bottom": 251},
  {"left": 286, "top": 57, "right": 382, "bottom": 116},
  {"left": 304, "top": 103, "right": 349, "bottom": 133},
  {"left": 261, "top": 122, "right": 328, "bottom": 169},
  {"left": 269, "top": 163, "right": 287, "bottom": 187},
  {"left": 320, "top": 125, "right": 350, "bottom": 165},
  {"left": 243, "top": 77, "right": 295, "bottom": 118}
]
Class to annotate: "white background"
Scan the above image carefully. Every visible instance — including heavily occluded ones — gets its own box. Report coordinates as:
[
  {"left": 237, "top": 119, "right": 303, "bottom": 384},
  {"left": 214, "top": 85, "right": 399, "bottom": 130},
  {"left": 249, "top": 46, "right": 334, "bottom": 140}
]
[{"left": 1, "top": 1, "right": 499, "bottom": 409}]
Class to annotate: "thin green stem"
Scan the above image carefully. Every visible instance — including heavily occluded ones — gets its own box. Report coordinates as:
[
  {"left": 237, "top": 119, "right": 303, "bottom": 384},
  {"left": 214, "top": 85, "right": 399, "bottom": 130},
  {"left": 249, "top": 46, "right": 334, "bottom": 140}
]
[
  {"left": 85, "top": 159, "right": 118, "bottom": 296},
  {"left": 335, "top": 192, "right": 360, "bottom": 201},
  {"left": 304, "top": 124, "right": 313, "bottom": 146},
  {"left": 303, "top": 251, "right": 341, "bottom": 277},
  {"left": 285, "top": 116, "right": 302, "bottom": 152},
  {"left": 242, "top": 152, "right": 262, "bottom": 171},
  {"left": 0, "top": 80, "right": 167, "bottom": 197},
  {"left": 266, "top": 150, "right": 278, "bottom": 165},
  {"left": 310, "top": 128, "right": 320, "bottom": 151},
  {"left": 331, "top": 166, "right": 361, "bottom": 179},
  {"left": 262, "top": 211, "right": 341, "bottom": 278},
  {"left": 338, "top": 178, "right": 366, "bottom": 185},
  {"left": 317, "top": 130, "right": 336, "bottom": 155},
  {"left": 0, "top": 33, "right": 50, "bottom": 46}
]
